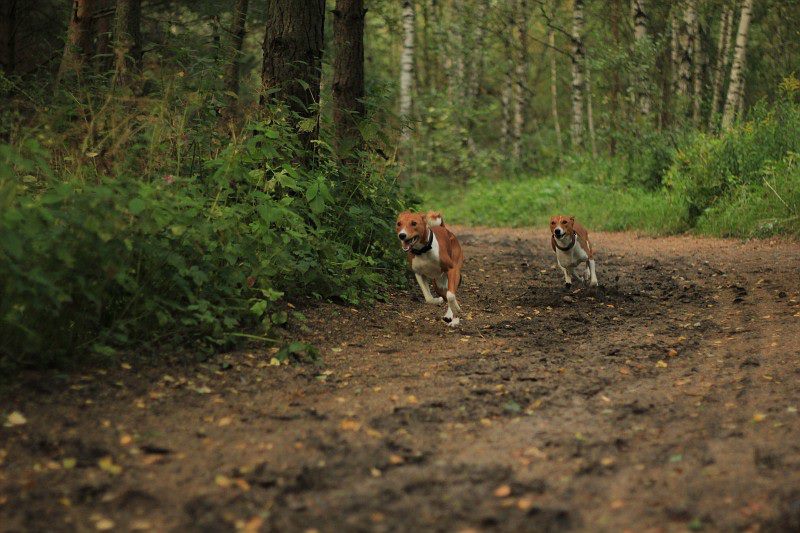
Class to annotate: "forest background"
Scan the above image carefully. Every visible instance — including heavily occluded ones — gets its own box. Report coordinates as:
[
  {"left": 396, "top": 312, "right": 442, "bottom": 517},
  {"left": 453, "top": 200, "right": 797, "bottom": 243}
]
[{"left": 1, "top": 0, "right": 798, "bottom": 372}]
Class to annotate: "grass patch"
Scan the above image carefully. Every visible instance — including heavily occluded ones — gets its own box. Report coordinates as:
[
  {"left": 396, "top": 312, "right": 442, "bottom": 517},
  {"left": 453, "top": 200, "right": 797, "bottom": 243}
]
[{"left": 421, "top": 177, "right": 689, "bottom": 234}]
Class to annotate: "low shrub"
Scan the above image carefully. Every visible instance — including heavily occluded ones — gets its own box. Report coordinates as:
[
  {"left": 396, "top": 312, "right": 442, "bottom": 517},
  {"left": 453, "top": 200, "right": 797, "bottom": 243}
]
[{"left": 0, "top": 121, "right": 410, "bottom": 373}]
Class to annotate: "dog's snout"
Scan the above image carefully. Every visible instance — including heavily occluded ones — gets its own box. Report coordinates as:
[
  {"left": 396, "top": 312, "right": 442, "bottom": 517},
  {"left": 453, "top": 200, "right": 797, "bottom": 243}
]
[
  {"left": 554, "top": 228, "right": 563, "bottom": 236},
  {"left": 398, "top": 232, "right": 407, "bottom": 240}
]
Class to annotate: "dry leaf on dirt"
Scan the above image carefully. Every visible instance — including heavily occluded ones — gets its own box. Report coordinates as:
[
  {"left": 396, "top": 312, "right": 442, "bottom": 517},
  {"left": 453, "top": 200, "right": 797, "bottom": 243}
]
[
  {"left": 4, "top": 411, "right": 27, "bottom": 427},
  {"left": 493, "top": 484, "right": 511, "bottom": 497}
]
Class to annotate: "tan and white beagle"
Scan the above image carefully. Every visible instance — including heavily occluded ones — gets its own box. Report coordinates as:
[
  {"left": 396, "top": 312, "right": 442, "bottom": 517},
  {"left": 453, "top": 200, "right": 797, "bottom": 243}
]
[
  {"left": 550, "top": 215, "right": 598, "bottom": 288},
  {"left": 396, "top": 211, "right": 464, "bottom": 326}
]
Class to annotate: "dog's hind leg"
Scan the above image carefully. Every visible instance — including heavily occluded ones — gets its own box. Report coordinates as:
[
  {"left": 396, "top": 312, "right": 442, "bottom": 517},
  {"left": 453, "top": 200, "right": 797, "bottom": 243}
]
[
  {"left": 588, "top": 259, "right": 598, "bottom": 287},
  {"left": 443, "top": 268, "right": 462, "bottom": 326},
  {"left": 416, "top": 273, "right": 443, "bottom": 304},
  {"left": 433, "top": 274, "right": 448, "bottom": 299}
]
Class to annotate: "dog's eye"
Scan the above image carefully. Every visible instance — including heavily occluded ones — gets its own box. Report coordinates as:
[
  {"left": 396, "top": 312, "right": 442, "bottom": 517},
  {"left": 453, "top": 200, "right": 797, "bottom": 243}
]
[
  {"left": 396, "top": 222, "right": 401, "bottom": 226},
  {"left": 550, "top": 221, "right": 556, "bottom": 225},
  {"left": 411, "top": 221, "right": 417, "bottom": 226},
  {"left": 562, "top": 220, "right": 568, "bottom": 224}
]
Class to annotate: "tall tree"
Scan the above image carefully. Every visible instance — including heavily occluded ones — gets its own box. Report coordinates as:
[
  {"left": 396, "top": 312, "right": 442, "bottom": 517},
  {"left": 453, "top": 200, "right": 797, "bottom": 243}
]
[
  {"left": 57, "top": 0, "right": 95, "bottom": 84},
  {"left": 113, "top": 0, "right": 142, "bottom": 84},
  {"left": 549, "top": 29, "right": 563, "bottom": 155},
  {"left": 399, "top": 0, "right": 415, "bottom": 143},
  {"left": 691, "top": 2, "right": 702, "bottom": 125},
  {"left": 709, "top": 4, "right": 734, "bottom": 127},
  {"left": 570, "top": 0, "right": 586, "bottom": 149},
  {"left": 0, "top": 0, "right": 17, "bottom": 74},
  {"left": 332, "top": 0, "right": 366, "bottom": 152},
  {"left": 261, "top": 0, "right": 325, "bottom": 149},
  {"left": 223, "top": 0, "right": 249, "bottom": 112},
  {"left": 722, "top": 0, "right": 753, "bottom": 130},
  {"left": 631, "top": 0, "right": 651, "bottom": 117},
  {"left": 512, "top": 0, "right": 528, "bottom": 160},
  {"left": 677, "top": 0, "right": 697, "bottom": 101}
]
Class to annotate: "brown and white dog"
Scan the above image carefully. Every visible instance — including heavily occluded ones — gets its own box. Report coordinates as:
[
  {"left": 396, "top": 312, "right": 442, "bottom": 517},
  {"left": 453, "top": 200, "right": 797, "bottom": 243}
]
[
  {"left": 396, "top": 211, "right": 464, "bottom": 326},
  {"left": 550, "top": 215, "right": 598, "bottom": 288}
]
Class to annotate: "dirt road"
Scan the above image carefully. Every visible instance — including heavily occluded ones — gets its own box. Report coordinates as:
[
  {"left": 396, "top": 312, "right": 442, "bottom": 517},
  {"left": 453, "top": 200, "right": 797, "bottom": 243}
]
[{"left": 2, "top": 227, "right": 799, "bottom": 532}]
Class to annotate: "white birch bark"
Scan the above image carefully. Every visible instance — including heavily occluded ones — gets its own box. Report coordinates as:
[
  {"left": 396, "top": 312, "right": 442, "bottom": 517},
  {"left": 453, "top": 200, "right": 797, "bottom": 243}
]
[
  {"left": 677, "top": 0, "right": 696, "bottom": 98},
  {"left": 399, "top": 0, "right": 415, "bottom": 142},
  {"left": 691, "top": 3, "right": 703, "bottom": 125},
  {"left": 512, "top": 0, "right": 527, "bottom": 160},
  {"left": 709, "top": 5, "right": 733, "bottom": 127},
  {"left": 570, "top": 0, "right": 585, "bottom": 149},
  {"left": 631, "top": 0, "right": 651, "bottom": 117},
  {"left": 586, "top": 53, "right": 597, "bottom": 157},
  {"left": 722, "top": 0, "right": 753, "bottom": 130},
  {"left": 549, "top": 29, "right": 563, "bottom": 155}
]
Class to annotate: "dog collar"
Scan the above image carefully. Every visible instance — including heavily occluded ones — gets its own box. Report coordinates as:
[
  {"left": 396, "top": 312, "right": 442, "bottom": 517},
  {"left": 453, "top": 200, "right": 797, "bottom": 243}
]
[
  {"left": 410, "top": 229, "right": 434, "bottom": 255},
  {"left": 554, "top": 232, "right": 576, "bottom": 251}
]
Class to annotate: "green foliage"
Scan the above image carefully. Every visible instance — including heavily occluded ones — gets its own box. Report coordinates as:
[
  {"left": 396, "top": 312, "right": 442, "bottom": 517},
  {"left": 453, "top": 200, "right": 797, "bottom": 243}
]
[
  {"left": 0, "top": 120, "right": 410, "bottom": 373},
  {"left": 665, "top": 96, "right": 800, "bottom": 223},
  {"left": 421, "top": 176, "right": 688, "bottom": 234}
]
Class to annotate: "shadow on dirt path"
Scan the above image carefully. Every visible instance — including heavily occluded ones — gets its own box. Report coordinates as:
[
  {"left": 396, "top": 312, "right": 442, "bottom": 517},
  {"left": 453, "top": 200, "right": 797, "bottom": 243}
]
[{"left": 2, "top": 227, "right": 800, "bottom": 532}]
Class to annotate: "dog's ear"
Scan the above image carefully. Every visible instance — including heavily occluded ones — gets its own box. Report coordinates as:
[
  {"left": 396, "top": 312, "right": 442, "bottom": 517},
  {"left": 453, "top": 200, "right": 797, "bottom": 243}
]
[{"left": 569, "top": 216, "right": 575, "bottom": 223}]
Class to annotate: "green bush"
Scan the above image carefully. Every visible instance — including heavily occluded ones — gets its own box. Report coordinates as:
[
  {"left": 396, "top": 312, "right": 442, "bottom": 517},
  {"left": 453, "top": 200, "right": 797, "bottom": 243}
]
[
  {"left": 665, "top": 98, "right": 800, "bottom": 221},
  {"left": 0, "top": 122, "right": 409, "bottom": 372},
  {"left": 421, "top": 176, "right": 688, "bottom": 234}
]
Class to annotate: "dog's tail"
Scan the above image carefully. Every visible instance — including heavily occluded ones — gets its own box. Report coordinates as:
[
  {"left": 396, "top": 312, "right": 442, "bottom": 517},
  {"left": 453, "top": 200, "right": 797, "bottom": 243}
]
[{"left": 426, "top": 211, "right": 444, "bottom": 228}]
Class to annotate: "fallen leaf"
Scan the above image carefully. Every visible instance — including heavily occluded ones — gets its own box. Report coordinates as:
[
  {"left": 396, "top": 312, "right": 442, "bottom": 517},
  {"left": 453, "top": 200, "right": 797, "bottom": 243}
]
[
  {"left": 493, "top": 484, "right": 512, "bottom": 498},
  {"left": 600, "top": 457, "right": 615, "bottom": 467},
  {"left": 121, "top": 362, "right": 132, "bottom": 370},
  {"left": 753, "top": 413, "right": 766, "bottom": 422},
  {"left": 97, "top": 456, "right": 122, "bottom": 475},
  {"left": 62, "top": 457, "right": 77, "bottom": 469},
  {"left": 119, "top": 435, "right": 133, "bottom": 446},
  {"left": 339, "top": 419, "right": 361, "bottom": 431},
  {"left": 656, "top": 360, "right": 668, "bottom": 368},
  {"left": 610, "top": 499, "right": 625, "bottom": 510},
  {"left": 218, "top": 417, "right": 233, "bottom": 427},
  {"left": 95, "top": 518, "right": 115, "bottom": 531},
  {"left": 388, "top": 454, "right": 404, "bottom": 465},
  {"left": 4, "top": 411, "right": 27, "bottom": 427},
  {"left": 517, "top": 497, "right": 535, "bottom": 510},
  {"left": 215, "top": 474, "right": 232, "bottom": 488},
  {"left": 242, "top": 517, "right": 263, "bottom": 533},
  {"left": 667, "top": 348, "right": 678, "bottom": 357},
  {"left": 193, "top": 386, "right": 212, "bottom": 394},
  {"left": 370, "top": 467, "right": 382, "bottom": 477}
]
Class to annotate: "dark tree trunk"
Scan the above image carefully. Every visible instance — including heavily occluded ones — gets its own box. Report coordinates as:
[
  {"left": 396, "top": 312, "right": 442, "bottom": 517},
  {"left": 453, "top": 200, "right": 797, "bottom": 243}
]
[
  {"left": 261, "top": 0, "right": 325, "bottom": 150},
  {"left": 0, "top": 0, "right": 17, "bottom": 74},
  {"left": 94, "top": 0, "right": 115, "bottom": 73},
  {"left": 224, "top": 0, "right": 249, "bottom": 107},
  {"left": 332, "top": 0, "right": 365, "bottom": 152},
  {"left": 57, "top": 0, "right": 95, "bottom": 84},
  {"left": 113, "top": 0, "right": 142, "bottom": 83}
]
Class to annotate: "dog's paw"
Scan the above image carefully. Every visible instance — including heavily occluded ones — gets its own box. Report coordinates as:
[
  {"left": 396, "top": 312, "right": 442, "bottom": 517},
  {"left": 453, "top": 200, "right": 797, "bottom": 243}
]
[
  {"left": 442, "top": 316, "right": 452, "bottom": 323},
  {"left": 426, "top": 297, "right": 444, "bottom": 305},
  {"left": 446, "top": 317, "right": 461, "bottom": 327},
  {"left": 563, "top": 282, "right": 572, "bottom": 291},
  {"left": 589, "top": 280, "right": 598, "bottom": 287}
]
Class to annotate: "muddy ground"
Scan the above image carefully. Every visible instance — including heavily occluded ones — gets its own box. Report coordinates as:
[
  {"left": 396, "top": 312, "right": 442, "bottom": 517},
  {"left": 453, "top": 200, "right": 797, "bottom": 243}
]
[{"left": 2, "top": 227, "right": 800, "bottom": 532}]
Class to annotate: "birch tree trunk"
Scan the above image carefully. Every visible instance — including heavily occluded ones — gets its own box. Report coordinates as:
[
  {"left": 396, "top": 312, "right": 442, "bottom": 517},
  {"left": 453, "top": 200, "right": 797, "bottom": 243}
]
[
  {"left": 512, "top": 0, "right": 527, "bottom": 161},
  {"left": 586, "top": 53, "right": 597, "bottom": 157},
  {"left": 669, "top": 6, "right": 679, "bottom": 93},
  {"left": 399, "top": 0, "right": 415, "bottom": 143},
  {"left": 722, "top": 0, "right": 753, "bottom": 130},
  {"left": 677, "top": 0, "right": 696, "bottom": 99},
  {"left": 57, "top": 0, "right": 95, "bottom": 84},
  {"left": 261, "top": 0, "right": 325, "bottom": 150},
  {"left": 223, "top": 0, "right": 249, "bottom": 107},
  {"left": 691, "top": 4, "right": 702, "bottom": 125},
  {"left": 332, "top": 0, "right": 365, "bottom": 152},
  {"left": 709, "top": 4, "right": 733, "bottom": 127},
  {"left": 549, "top": 29, "right": 563, "bottom": 155},
  {"left": 501, "top": 81, "right": 511, "bottom": 151},
  {"left": 570, "top": 0, "right": 585, "bottom": 150},
  {"left": 631, "top": 0, "right": 651, "bottom": 117},
  {"left": 113, "top": 0, "right": 142, "bottom": 84}
]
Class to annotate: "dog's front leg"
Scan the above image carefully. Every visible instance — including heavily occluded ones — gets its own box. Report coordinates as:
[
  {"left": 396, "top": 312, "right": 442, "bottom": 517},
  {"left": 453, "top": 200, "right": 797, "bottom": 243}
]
[
  {"left": 588, "top": 259, "right": 598, "bottom": 286},
  {"left": 415, "top": 273, "right": 443, "bottom": 304},
  {"left": 557, "top": 256, "right": 573, "bottom": 287}
]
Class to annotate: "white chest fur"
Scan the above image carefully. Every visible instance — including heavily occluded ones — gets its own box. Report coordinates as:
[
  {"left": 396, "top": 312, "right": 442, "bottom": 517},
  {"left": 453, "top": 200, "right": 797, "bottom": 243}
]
[
  {"left": 555, "top": 238, "right": 589, "bottom": 267},
  {"left": 411, "top": 233, "right": 442, "bottom": 279}
]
